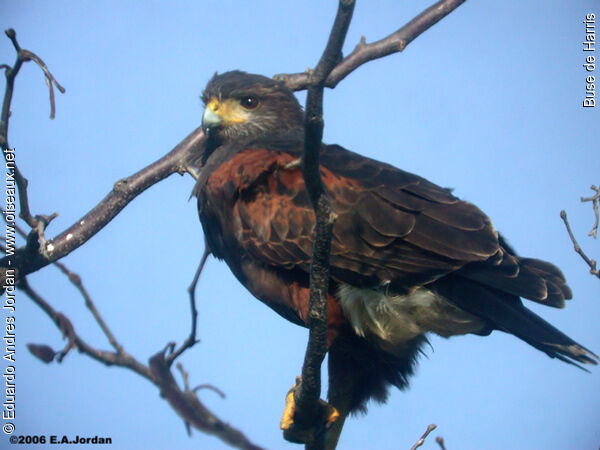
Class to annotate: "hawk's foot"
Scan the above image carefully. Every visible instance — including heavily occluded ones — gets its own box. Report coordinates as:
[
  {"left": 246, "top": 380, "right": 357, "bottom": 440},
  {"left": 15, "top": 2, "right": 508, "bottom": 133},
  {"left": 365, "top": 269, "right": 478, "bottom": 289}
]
[{"left": 280, "top": 377, "right": 339, "bottom": 444}]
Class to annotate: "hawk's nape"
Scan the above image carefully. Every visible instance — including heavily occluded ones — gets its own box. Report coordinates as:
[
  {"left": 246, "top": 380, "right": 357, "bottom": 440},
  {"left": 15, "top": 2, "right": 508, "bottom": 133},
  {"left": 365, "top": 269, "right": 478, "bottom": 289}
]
[{"left": 193, "top": 70, "right": 597, "bottom": 441}]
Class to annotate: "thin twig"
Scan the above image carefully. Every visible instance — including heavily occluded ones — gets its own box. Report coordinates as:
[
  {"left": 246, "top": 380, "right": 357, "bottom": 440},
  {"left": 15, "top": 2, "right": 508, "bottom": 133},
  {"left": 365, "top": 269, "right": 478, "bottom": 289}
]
[
  {"left": 19, "top": 49, "right": 65, "bottom": 119},
  {"left": 167, "top": 244, "right": 211, "bottom": 365},
  {"left": 560, "top": 210, "right": 599, "bottom": 278},
  {"left": 1, "top": 29, "right": 65, "bottom": 229},
  {"left": 192, "top": 384, "right": 226, "bottom": 399},
  {"left": 177, "top": 362, "right": 193, "bottom": 390},
  {"left": 150, "top": 349, "right": 265, "bottom": 450},
  {"left": 176, "top": 363, "right": 226, "bottom": 398},
  {"left": 581, "top": 185, "right": 600, "bottom": 238},
  {"left": 0, "top": 208, "right": 125, "bottom": 352},
  {"left": 19, "top": 277, "right": 154, "bottom": 380},
  {"left": 20, "top": 276, "right": 263, "bottom": 449},
  {"left": 52, "top": 260, "right": 124, "bottom": 353},
  {"left": 409, "top": 424, "right": 437, "bottom": 450},
  {"left": 436, "top": 436, "right": 447, "bottom": 450},
  {"left": 277, "top": 0, "right": 467, "bottom": 91}
]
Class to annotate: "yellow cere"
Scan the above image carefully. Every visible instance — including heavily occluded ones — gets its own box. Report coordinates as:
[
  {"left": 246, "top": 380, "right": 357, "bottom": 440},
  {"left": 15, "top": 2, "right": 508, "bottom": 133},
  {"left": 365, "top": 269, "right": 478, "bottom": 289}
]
[{"left": 206, "top": 97, "right": 246, "bottom": 124}]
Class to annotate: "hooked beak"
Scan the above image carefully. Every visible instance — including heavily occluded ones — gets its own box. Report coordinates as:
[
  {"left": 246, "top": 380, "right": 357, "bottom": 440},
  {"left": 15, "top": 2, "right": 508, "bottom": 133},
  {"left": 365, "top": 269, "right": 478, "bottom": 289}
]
[{"left": 202, "top": 106, "right": 222, "bottom": 133}]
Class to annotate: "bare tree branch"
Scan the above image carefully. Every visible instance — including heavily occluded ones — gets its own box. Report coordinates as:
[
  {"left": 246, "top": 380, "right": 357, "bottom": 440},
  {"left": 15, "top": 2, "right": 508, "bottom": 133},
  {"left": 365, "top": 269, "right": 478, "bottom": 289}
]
[
  {"left": 281, "top": 2, "right": 355, "bottom": 449},
  {"left": 409, "top": 424, "right": 437, "bottom": 450},
  {"left": 192, "top": 383, "right": 227, "bottom": 399},
  {"left": 1, "top": 29, "right": 65, "bottom": 229},
  {"left": 277, "top": 0, "right": 467, "bottom": 91},
  {"left": 3, "top": 199, "right": 257, "bottom": 449},
  {"left": 283, "top": 2, "right": 468, "bottom": 448},
  {"left": 560, "top": 210, "right": 599, "bottom": 279},
  {"left": 0, "top": 126, "right": 206, "bottom": 282},
  {"left": 19, "top": 277, "right": 154, "bottom": 379},
  {"left": 581, "top": 185, "right": 599, "bottom": 238},
  {"left": 53, "top": 260, "right": 124, "bottom": 354},
  {"left": 166, "top": 244, "right": 211, "bottom": 365},
  {"left": 1, "top": 210, "right": 126, "bottom": 355},
  {"left": 150, "top": 348, "right": 265, "bottom": 450},
  {"left": 19, "top": 275, "right": 264, "bottom": 449},
  {"left": 19, "top": 48, "right": 65, "bottom": 119},
  {"left": 3, "top": 29, "right": 65, "bottom": 119}
]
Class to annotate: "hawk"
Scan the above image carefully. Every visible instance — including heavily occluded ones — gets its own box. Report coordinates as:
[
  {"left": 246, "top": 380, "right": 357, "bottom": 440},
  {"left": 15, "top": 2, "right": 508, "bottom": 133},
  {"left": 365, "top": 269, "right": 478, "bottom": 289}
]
[{"left": 194, "top": 70, "right": 597, "bottom": 442}]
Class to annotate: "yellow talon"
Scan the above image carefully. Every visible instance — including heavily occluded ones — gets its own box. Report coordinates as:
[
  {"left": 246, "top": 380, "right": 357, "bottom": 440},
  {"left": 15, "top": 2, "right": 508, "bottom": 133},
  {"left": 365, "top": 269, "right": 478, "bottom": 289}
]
[
  {"left": 322, "top": 399, "right": 340, "bottom": 424},
  {"left": 280, "top": 381, "right": 339, "bottom": 431},
  {"left": 280, "top": 386, "right": 296, "bottom": 430}
]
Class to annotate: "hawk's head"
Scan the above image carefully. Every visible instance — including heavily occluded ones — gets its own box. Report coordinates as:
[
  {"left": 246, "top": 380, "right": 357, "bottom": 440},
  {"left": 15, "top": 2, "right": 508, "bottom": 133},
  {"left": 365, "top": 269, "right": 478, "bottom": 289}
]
[{"left": 201, "top": 71, "right": 304, "bottom": 145}]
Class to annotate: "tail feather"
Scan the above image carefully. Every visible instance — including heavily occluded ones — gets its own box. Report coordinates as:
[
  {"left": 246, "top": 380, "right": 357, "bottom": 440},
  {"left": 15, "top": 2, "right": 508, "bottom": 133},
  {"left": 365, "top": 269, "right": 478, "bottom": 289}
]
[
  {"left": 521, "top": 257, "right": 573, "bottom": 300},
  {"left": 434, "top": 276, "right": 598, "bottom": 367},
  {"left": 500, "top": 301, "right": 598, "bottom": 367},
  {"left": 458, "top": 234, "right": 572, "bottom": 309},
  {"left": 458, "top": 253, "right": 571, "bottom": 309}
]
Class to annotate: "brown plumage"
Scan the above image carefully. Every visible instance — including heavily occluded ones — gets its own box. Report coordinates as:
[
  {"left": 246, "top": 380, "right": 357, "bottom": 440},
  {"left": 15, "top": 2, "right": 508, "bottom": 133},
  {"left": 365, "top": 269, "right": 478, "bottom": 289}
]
[{"left": 194, "top": 71, "right": 597, "bottom": 417}]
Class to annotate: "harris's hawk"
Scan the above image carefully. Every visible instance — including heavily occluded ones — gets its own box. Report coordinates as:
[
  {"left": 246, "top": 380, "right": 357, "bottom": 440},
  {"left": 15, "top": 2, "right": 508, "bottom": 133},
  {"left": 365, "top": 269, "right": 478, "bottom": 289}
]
[{"left": 194, "top": 70, "right": 597, "bottom": 441}]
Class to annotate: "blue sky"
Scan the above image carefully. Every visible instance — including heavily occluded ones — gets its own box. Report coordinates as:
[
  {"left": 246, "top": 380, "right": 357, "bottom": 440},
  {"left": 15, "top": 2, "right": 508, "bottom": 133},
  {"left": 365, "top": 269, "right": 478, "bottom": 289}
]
[{"left": 1, "top": 1, "right": 599, "bottom": 449}]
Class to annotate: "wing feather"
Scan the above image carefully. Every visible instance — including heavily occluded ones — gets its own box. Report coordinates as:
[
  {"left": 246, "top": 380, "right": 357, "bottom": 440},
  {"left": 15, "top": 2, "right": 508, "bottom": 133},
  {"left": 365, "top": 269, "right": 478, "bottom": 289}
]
[
  {"left": 206, "top": 144, "right": 570, "bottom": 306},
  {"left": 232, "top": 145, "right": 499, "bottom": 291}
]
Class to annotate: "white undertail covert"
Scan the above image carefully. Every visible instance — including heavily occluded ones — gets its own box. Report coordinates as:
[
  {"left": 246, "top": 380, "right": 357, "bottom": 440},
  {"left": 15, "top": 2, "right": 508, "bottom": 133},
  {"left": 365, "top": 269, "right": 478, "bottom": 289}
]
[{"left": 338, "top": 283, "right": 486, "bottom": 355}]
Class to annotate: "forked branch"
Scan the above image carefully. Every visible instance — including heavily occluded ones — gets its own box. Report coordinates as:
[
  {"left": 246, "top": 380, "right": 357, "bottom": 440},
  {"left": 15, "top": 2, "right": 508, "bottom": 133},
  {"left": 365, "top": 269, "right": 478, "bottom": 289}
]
[
  {"left": 561, "top": 210, "right": 599, "bottom": 279},
  {"left": 278, "top": 0, "right": 467, "bottom": 92},
  {"left": 1, "top": 29, "right": 65, "bottom": 229},
  {"left": 17, "top": 262, "right": 262, "bottom": 449},
  {"left": 283, "top": 1, "right": 468, "bottom": 448},
  {"left": 581, "top": 185, "right": 599, "bottom": 238},
  {"left": 166, "top": 244, "right": 211, "bottom": 365},
  {"left": 286, "top": 1, "right": 355, "bottom": 448}
]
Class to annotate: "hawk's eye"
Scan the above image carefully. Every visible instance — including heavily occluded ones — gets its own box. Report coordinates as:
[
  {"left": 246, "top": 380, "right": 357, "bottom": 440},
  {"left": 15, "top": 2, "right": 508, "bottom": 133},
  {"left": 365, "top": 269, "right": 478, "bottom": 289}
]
[{"left": 240, "top": 96, "right": 259, "bottom": 110}]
